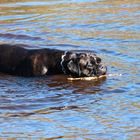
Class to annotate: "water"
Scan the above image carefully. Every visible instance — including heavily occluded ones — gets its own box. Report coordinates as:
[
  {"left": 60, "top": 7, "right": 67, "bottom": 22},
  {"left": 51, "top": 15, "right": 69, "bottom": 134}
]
[{"left": 0, "top": 0, "right": 140, "bottom": 139}]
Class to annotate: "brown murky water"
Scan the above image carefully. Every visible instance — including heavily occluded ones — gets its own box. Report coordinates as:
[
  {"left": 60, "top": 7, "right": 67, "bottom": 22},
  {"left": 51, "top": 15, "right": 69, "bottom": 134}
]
[{"left": 0, "top": 0, "right": 140, "bottom": 139}]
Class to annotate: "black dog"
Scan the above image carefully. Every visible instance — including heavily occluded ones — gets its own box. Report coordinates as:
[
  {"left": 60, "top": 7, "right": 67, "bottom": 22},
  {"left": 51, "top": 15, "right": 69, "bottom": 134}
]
[{"left": 0, "top": 44, "right": 107, "bottom": 77}]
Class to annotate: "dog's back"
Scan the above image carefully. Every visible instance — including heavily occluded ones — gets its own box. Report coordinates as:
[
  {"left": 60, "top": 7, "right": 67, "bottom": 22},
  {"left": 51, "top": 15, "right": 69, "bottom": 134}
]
[
  {"left": 0, "top": 44, "right": 64, "bottom": 76},
  {"left": 0, "top": 44, "right": 29, "bottom": 75}
]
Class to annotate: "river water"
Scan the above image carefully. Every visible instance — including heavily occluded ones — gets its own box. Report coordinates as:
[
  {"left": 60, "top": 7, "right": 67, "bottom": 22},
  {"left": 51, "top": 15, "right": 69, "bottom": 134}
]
[{"left": 0, "top": 0, "right": 140, "bottom": 139}]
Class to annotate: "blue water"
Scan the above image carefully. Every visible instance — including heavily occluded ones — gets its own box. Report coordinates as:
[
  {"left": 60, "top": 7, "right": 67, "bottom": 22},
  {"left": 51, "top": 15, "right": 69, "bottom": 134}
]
[{"left": 0, "top": 0, "right": 140, "bottom": 139}]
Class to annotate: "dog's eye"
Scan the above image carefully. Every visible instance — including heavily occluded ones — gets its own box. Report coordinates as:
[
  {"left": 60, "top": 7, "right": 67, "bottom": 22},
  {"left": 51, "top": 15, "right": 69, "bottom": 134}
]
[
  {"left": 90, "top": 59, "right": 96, "bottom": 65},
  {"left": 80, "top": 53, "right": 86, "bottom": 58}
]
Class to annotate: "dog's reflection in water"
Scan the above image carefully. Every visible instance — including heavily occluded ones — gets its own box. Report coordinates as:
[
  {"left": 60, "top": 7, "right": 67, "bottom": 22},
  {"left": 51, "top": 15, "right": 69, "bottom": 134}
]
[{"left": 34, "top": 74, "right": 107, "bottom": 94}]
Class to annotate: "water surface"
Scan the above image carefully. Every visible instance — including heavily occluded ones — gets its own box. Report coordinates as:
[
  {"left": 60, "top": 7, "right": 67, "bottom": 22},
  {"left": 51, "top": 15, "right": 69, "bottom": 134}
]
[{"left": 0, "top": 0, "right": 140, "bottom": 139}]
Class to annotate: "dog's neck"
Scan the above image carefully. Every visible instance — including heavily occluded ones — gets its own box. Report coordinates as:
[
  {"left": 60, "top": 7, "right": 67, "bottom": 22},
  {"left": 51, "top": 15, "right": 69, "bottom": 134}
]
[
  {"left": 28, "top": 49, "right": 65, "bottom": 76},
  {"left": 61, "top": 51, "right": 68, "bottom": 74},
  {"left": 43, "top": 49, "right": 65, "bottom": 75}
]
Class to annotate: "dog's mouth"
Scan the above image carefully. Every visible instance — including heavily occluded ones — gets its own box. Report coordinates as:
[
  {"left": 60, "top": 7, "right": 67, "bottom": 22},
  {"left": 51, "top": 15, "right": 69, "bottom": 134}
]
[
  {"left": 89, "top": 64, "right": 107, "bottom": 77},
  {"left": 75, "top": 63, "right": 107, "bottom": 77}
]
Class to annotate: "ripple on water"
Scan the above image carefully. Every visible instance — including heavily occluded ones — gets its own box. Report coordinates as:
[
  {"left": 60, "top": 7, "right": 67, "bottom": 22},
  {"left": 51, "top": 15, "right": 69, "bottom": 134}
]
[{"left": 0, "top": 0, "right": 140, "bottom": 139}]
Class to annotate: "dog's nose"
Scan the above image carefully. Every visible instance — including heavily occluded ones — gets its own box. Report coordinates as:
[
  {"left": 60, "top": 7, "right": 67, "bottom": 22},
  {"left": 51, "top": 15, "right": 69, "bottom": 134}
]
[{"left": 99, "top": 65, "right": 107, "bottom": 75}]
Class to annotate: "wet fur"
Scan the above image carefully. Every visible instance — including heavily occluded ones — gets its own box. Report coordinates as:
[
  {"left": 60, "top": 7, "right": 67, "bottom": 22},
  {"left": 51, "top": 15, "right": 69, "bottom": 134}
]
[{"left": 0, "top": 44, "right": 107, "bottom": 77}]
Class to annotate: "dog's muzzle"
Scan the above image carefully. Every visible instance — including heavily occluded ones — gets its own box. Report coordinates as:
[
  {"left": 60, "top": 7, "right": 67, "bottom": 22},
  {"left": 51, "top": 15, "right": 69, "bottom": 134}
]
[{"left": 94, "top": 64, "right": 107, "bottom": 76}]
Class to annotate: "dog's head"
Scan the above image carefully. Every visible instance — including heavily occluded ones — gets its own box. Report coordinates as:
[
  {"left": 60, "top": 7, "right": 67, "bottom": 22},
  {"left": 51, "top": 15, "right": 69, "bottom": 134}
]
[{"left": 61, "top": 51, "right": 107, "bottom": 77}]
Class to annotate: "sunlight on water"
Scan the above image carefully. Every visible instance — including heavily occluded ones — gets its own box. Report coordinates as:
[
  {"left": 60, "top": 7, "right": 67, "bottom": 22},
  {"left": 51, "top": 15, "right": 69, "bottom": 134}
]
[{"left": 0, "top": 0, "right": 140, "bottom": 139}]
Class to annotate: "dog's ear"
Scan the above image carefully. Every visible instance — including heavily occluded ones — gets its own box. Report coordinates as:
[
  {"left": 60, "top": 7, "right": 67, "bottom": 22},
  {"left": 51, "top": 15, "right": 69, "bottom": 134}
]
[
  {"left": 62, "top": 51, "right": 80, "bottom": 76},
  {"left": 63, "top": 51, "right": 77, "bottom": 62}
]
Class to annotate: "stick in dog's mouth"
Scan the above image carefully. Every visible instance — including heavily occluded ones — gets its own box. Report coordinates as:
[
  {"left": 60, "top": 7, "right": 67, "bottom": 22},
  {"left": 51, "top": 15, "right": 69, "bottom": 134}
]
[{"left": 67, "top": 74, "right": 122, "bottom": 81}]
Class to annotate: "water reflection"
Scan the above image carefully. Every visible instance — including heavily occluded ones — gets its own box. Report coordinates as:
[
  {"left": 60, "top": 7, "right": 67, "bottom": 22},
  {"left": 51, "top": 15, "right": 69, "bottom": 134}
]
[{"left": 0, "top": 0, "right": 140, "bottom": 139}]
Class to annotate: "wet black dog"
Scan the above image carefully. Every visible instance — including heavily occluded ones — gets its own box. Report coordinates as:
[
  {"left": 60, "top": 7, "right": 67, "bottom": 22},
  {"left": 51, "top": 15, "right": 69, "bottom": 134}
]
[{"left": 0, "top": 44, "right": 107, "bottom": 77}]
